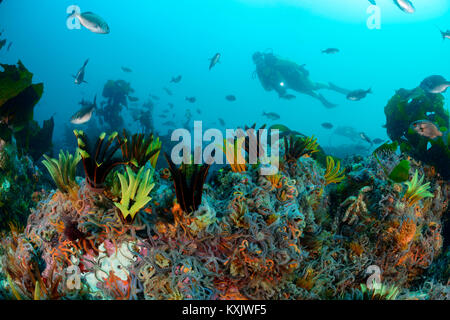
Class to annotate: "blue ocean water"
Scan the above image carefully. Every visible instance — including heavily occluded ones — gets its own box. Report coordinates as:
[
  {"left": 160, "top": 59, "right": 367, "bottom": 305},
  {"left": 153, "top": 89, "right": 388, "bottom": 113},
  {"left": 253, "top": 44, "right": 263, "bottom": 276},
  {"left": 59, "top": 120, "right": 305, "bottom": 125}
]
[{"left": 0, "top": 0, "right": 449, "bottom": 150}]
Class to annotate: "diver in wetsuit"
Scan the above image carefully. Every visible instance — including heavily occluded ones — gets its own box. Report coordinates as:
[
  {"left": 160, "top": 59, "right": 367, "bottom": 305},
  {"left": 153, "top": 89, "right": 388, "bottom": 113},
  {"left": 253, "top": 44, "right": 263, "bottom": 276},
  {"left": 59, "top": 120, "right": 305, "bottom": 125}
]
[{"left": 252, "top": 51, "right": 350, "bottom": 108}]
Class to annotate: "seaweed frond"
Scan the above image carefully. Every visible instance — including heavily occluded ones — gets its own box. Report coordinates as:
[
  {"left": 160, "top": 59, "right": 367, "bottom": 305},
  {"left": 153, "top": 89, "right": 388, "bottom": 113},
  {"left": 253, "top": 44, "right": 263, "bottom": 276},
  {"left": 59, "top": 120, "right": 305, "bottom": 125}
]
[
  {"left": 42, "top": 150, "right": 81, "bottom": 198},
  {"left": 402, "top": 170, "right": 434, "bottom": 207},
  {"left": 114, "top": 166, "right": 155, "bottom": 223},
  {"left": 324, "top": 156, "right": 345, "bottom": 185}
]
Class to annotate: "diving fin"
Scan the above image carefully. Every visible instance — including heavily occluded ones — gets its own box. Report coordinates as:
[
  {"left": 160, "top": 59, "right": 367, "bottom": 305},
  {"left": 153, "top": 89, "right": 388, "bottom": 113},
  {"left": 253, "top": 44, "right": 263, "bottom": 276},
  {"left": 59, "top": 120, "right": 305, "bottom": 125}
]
[
  {"left": 328, "top": 82, "right": 351, "bottom": 95},
  {"left": 318, "top": 94, "right": 338, "bottom": 109}
]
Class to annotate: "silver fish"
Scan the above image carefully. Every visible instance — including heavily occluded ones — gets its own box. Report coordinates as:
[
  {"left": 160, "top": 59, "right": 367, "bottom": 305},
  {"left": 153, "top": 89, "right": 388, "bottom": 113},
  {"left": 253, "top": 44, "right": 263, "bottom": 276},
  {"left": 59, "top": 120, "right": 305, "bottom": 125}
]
[
  {"left": 347, "top": 88, "right": 372, "bottom": 101},
  {"left": 73, "top": 59, "right": 89, "bottom": 85},
  {"left": 70, "top": 96, "right": 96, "bottom": 124},
  {"left": 393, "top": 0, "right": 415, "bottom": 14},
  {"left": 209, "top": 53, "right": 221, "bottom": 70},
  {"left": 359, "top": 132, "right": 373, "bottom": 145},
  {"left": 420, "top": 75, "right": 450, "bottom": 94},
  {"left": 68, "top": 10, "right": 110, "bottom": 34}
]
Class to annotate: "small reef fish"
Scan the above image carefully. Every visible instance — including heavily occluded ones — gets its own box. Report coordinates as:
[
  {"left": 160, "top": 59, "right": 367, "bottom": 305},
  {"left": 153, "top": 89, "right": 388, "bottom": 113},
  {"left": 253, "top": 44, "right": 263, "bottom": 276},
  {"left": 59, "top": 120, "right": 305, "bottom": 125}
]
[
  {"left": 163, "top": 87, "right": 173, "bottom": 96},
  {"left": 368, "top": 0, "right": 376, "bottom": 5},
  {"left": 420, "top": 75, "right": 450, "bottom": 94},
  {"left": 225, "top": 95, "right": 236, "bottom": 101},
  {"left": 440, "top": 30, "right": 450, "bottom": 40},
  {"left": 121, "top": 66, "right": 132, "bottom": 73},
  {"left": 372, "top": 138, "right": 385, "bottom": 144},
  {"left": 359, "top": 132, "right": 373, "bottom": 145},
  {"left": 70, "top": 96, "right": 96, "bottom": 124},
  {"left": 322, "top": 48, "right": 340, "bottom": 54},
  {"left": 280, "top": 94, "right": 296, "bottom": 100},
  {"left": 168, "top": 103, "right": 174, "bottom": 109},
  {"left": 73, "top": 59, "right": 89, "bottom": 85},
  {"left": 262, "top": 112, "right": 280, "bottom": 120},
  {"left": 196, "top": 108, "right": 202, "bottom": 114},
  {"left": 163, "top": 121, "right": 176, "bottom": 127},
  {"left": 346, "top": 88, "right": 372, "bottom": 101},
  {"left": 128, "top": 96, "right": 139, "bottom": 102},
  {"left": 321, "top": 122, "right": 333, "bottom": 129},
  {"left": 393, "top": 0, "right": 415, "bottom": 14},
  {"left": 186, "top": 97, "right": 196, "bottom": 103},
  {"left": 149, "top": 94, "right": 160, "bottom": 101},
  {"left": 411, "top": 120, "right": 443, "bottom": 139},
  {"left": 6, "top": 41, "right": 12, "bottom": 51},
  {"left": 269, "top": 124, "right": 304, "bottom": 139},
  {"left": 67, "top": 10, "right": 110, "bottom": 34},
  {"left": 219, "top": 118, "right": 226, "bottom": 126},
  {"left": 209, "top": 53, "right": 221, "bottom": 70},
  {"left": 170, "top": 75, "right": 182, "bottom": 83}
]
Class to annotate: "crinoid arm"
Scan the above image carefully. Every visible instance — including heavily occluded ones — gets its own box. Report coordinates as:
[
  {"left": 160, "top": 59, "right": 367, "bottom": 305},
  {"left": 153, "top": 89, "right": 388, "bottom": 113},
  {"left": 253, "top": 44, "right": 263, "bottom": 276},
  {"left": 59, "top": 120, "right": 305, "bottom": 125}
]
[
  {"left": 117, "top": 129, "right": 161, "bottom": 171},
  {"left": 164, "top": 152, "right": 210, "bottom": 213},
  {"left": 114, "top": 166, "right": 155, "bottom": 223},
  {"left": 324, "top": 156, "right": 345, "bottom": 185},
  {"left": 74, "top": 130, "right": 127, "bottom": 191},
  {"left": 42, "top": 150, "right": 81, "bottom": 197},
  {"left": 403, "top": 170, "right": 434, "bottom": 207}
]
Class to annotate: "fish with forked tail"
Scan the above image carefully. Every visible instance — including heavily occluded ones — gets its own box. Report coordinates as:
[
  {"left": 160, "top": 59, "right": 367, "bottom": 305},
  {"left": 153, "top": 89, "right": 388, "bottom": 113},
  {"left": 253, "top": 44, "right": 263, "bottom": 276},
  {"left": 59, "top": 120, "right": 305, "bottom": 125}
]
[
  {"left": 70, "top": 96, "right": 97, "bottom": 124},
  {"left": 347, "top": 88, "right": 372, "bottom": 101},
  {"left": 73, "top": 59, "right": 89, "bottom": 85},
  {"left": 420, "top": 75, "right": 450, "bottom": 94},
  {"left": 67, "top": 10, "right": 110, "bottom": 34}
]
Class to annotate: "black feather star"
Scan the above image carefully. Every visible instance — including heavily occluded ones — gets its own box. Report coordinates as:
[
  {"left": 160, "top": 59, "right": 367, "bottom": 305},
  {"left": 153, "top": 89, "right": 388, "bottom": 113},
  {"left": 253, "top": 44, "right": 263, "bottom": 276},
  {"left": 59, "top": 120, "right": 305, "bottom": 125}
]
[
  {"left": 74, "top": 130, "right": 127, "bottom": 191},
  {"left": 164, "top": 152, "right": 210, "bottom": 213}
]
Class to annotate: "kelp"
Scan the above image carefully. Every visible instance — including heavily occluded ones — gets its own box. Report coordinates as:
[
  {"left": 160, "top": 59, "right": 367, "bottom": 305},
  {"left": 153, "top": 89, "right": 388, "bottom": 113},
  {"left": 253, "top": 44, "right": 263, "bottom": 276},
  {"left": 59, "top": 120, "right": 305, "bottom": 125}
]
[
  {"left": 0, "top": 61, "right": 53, "bottom": 160},
  {"left": 384, "top": 87, "right": 450, "bottom": 179}
]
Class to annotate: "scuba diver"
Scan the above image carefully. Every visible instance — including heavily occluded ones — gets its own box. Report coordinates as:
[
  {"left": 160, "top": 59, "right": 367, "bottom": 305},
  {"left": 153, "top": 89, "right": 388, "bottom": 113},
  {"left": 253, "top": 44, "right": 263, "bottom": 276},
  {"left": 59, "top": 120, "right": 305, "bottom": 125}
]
[{"left": 252, "top": 51, "right": 350, "bottom": 108}]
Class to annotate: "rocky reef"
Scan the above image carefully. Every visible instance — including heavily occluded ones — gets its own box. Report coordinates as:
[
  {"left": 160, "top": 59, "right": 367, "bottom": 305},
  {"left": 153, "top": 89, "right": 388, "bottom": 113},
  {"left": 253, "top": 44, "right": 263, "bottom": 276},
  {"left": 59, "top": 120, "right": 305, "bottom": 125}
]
[{"left": 0, "top": 127, "right": 448, "bottom": 300}]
